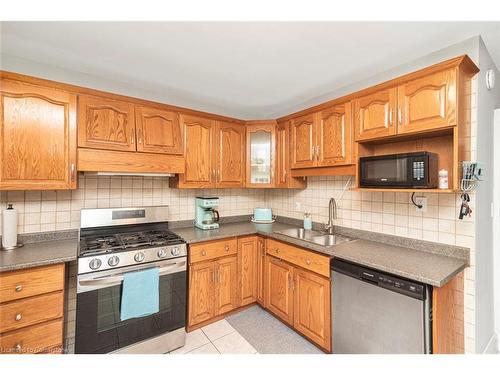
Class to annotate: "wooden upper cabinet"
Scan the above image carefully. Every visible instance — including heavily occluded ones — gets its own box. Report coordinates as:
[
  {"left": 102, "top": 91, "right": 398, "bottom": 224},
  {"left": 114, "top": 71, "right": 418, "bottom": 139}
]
[
  {"left": 0, "top": 79, "right": 77, "bottom": 190},
  {"left": 216, "top": 122, "right": 245, "bottom": 188},
  {"left": 188, "top": 261, "right": 215, "bottom": 327},
  {"left": 179, "top": 114, "right": 215, "bottom": 188},
  {"left": 265, "top": 256, "right": 294, "bottom": 325},
  {"left": 135, "top": 105, "right": 183, "bottom": 154},
  {"left": 293, "top": 268, "right": 331, "bottom": 351},
  {"left": 317, "top": 102, "right": 352, "bottom": 166},
  {"left": 354, "top": 88, "right": 397, "bottom": 141},
  {"left": 397, "top": 69, "right": 457, "bottom": 134},
  {"left": 276, "top": 122, "right": 289, "bottom": 188},
  {"left": 246, "top": 123, "right": 276, "bottom": 188},
  {"left": 290, "top": 113, "right": 317, "bottom": 168},
  {"left": 78, "top": 94, "right": 136, "bottom": 152}
]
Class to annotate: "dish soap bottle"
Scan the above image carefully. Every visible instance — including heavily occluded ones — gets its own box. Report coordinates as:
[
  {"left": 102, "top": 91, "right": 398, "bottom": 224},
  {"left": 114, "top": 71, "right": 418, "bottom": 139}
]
[{"left": 303, "top": 213, "right": 312, "bottom": 230}]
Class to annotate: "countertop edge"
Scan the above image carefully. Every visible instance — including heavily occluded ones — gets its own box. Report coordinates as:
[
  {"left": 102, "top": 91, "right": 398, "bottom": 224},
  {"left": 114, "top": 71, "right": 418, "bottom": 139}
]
[
  {"left": 0, "top": 255, "right": 77, "bottom": 273},
  {"left": 172, "top": 225, "right": 469, "bottom": 288}
]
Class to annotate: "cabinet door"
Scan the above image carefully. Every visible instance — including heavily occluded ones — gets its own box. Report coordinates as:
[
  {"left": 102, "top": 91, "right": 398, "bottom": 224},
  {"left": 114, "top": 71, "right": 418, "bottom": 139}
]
[
  {"left": 293, "top": 268, "right": 331, "bottom": 351},
  {"left": 353, "top": 88, "right": 396, "bottom": 141},
  {"left": 0, "top": 79, "right": 77, "bottom": 190},
  {"left": 216, "top": 121, "right": 245, "bottom": 188},
  {"left": 135, "top": 105, "right": 182, "bottom": 154},
  {"left": 397, "top": 69, "right": 457, "bottom": 134},
  {"left": 256, "top": 238, "right": 266, "bottom": 306},
  {"left": 78, "top": 94, "right": 136, "bottom": 152},
  {"left": 276, "top": 121, "right": 289, "bottom": 188},
  {"left": 238, "top": 237, "right": 258, "bottom": 306},
  {"left": 265, "top": 256, "right": 294, "bottom": 325},
  {"left": 188, "top": 261, "right": 215, "bottom": 327},
  {"left": 214, "top": 256, "right": 239, "bottom": 316},
  {"left": 317, "top": 102, "right": 352, "bottom": 166},
  {"left": 246, "top": 124, "right": 275, "bottom": 188},
  {"left": 290, "top": 113, "right": 317, "bottom": 168},
  {"left": 180, "top": 114, "right": 215, "bottom": 188}
]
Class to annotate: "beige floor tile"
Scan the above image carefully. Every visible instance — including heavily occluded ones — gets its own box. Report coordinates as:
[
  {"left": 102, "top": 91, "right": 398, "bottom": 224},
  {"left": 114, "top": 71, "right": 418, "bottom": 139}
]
[
  {"left": 212, "top": 331, "right": 257, "bottom": 354},
  {"left": 170, "top": 329, "right": 209, "bottom": 354},
  {"left": 201, "top": 319, "right": 235, "bottom": 341},
  {"left": 186, "top": 343, "right": 219, "bottom": 354}
]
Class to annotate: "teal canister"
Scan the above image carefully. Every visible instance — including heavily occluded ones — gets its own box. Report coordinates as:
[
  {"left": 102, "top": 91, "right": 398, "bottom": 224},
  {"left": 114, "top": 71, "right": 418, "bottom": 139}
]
[{"left": 303, "top": 213, "right": 312, "bottom": 230}]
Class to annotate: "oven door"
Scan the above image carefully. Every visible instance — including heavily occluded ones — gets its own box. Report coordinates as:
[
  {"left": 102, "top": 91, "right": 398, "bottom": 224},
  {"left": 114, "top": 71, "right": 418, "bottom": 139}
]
[{"left": 75, "top": 257, "right": 186, "bottom": 354}]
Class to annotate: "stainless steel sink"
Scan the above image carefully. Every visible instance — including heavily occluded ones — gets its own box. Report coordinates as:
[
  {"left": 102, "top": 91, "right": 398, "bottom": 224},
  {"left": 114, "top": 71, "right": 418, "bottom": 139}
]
[{"left": 274, "top": 228, "right": 353, "bottom": 247}]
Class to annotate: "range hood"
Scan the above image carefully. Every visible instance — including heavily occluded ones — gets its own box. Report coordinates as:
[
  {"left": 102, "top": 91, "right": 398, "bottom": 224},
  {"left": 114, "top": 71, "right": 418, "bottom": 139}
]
[
  {"left": 84, "top": 172, "right": 174, "bottom": 177},
  {"left": 77, "top": 148, "right": 185, "bottom": 176}
]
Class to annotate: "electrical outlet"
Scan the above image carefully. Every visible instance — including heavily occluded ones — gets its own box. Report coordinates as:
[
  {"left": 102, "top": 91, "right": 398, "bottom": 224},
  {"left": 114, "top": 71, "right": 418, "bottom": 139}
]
[
  {"left": 414, "top": 196, "right": 427, "bottom": 212},
  {"left": 295, "top": 202, "right": 301, "bottom": 210}
]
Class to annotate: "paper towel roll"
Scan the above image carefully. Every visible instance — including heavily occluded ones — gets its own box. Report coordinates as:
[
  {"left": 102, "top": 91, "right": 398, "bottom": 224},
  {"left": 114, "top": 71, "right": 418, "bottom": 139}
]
[{"left": 2, "top": 204, "right": 18, "bottom": 249}]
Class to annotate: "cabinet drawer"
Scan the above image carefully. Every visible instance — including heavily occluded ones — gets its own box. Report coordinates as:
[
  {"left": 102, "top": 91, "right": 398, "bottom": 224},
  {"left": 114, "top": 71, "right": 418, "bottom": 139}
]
[
  {"left": 266, "top": 239, "right": 330, "bottom": 278},
  {"left": 0, "top": 318, "right": 63, "bottom": 354},
  {"left": 189, "top": 239, "right": 237, "bottom": 264},
  {"left": 0, "top": 264, "right": 65, "bottom": 303},
  {"left": 0, "top": 291, "right": 64, "bottom": 334}
]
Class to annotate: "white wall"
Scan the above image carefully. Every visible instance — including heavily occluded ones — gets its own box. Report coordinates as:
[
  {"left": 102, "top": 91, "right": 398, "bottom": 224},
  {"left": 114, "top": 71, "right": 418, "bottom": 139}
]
[
  {"left": 474, "top": 39, "right": 499, "bottom": 353},
  {"left": 494, "top": 109, "right": 500, "bottom": 353}
]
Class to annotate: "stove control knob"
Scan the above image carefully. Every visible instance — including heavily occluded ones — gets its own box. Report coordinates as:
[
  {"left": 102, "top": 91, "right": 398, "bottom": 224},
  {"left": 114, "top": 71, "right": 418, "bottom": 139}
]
[
  {"left": 171, "top": 247, "right": 180, "bottom": 256},
  {"left": 157, "top": 249, "right": 168, "bottom": 258},
  {"left": 89, "top": 258, "right": 102, "bottom": 270},
  {"left": 108, "top": 256, "right": 120, "bottom": 267},
  {"left": 134, "top": 252, "right": 145, "bottom": 263}
]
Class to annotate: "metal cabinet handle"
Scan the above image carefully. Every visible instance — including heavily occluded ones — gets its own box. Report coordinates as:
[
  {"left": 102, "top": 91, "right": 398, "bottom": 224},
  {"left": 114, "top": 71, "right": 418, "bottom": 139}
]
[
  {"left": 13, "top": 343, "right": 22, "bottom": 353},
  {"left": 389, "top": 110, "right": 393, "bottom": 124},
  {"left": 15, "top": 313, "right": 22, "bottom": 321},
  {"left": 15, "top": 285, "right": 22, "bottom": 292},
  {"left": 70, "top": 163, "right": 76, "bottom": 182},
  {"left": 398, "top": 108, "right": 402, "bottom": 124},
  {"left": 224, "top": 245, "right": 229, "bottom": 252},
  {"left": 131, "top": 135, "right": 135, "bottom": 144},
  {"left": 201, "top": 250, "right": 206, "bottom": 256},
  {"left": 274, "top": 248, "right": 280, "bottom": 253},
  {"left": 306, "top": 259, "right": 311, "bottom": 265},
  {"left": 217, "top": 170, "right": 220, "bottom": 182}
]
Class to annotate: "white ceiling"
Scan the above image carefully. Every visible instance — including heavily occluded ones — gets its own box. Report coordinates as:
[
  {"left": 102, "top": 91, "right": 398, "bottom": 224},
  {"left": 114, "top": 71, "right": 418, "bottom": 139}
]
[{"left": 1, "top": 22, "right": 499, "bottom": 119}]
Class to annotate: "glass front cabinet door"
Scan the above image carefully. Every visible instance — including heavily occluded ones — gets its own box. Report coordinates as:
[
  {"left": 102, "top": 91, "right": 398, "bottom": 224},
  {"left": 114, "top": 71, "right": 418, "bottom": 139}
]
[{"left": 246, "top": 123, "right": 276, "bottom": 188}]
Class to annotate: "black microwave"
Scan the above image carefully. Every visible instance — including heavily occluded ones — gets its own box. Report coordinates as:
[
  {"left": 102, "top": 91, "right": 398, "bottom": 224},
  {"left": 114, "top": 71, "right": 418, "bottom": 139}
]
[{"left": 359, "top": 152, "right": 438, "bottom": 188}]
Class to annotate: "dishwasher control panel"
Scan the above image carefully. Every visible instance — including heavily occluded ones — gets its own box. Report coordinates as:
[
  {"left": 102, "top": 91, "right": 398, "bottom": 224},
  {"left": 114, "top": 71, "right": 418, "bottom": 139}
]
[{"left": 332, "top": 258, "right": 426, "bottom": 300}]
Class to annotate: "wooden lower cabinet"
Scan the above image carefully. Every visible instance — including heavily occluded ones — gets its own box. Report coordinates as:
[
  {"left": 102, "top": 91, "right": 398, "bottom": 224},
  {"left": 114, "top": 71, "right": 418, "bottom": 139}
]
[
  {"left": 214, "top": 256, "right": 239, "bottom": 315},
  {"left": 265, "top": 256, "right": 294, "bottom": 325},
  {"left": 256, "top": 237, "right": 266, "bottom": 306},
  {"left": 188, "top": 238, "right": 240, "bottom": 328},
  {"left": 265, "top": 243, "right": 331, "bottom": 352},
  {"left": 238, "top": 236, "right": 258, "bottom": 306},
  {"left": 0, "top": 263, "right": 65, "bottom": 354},
  {"left": 293, "top": 268, "right": 331, "bottom": 352},
  {"left": 188, "top": 261, "right": 215, "bottom": 327}
]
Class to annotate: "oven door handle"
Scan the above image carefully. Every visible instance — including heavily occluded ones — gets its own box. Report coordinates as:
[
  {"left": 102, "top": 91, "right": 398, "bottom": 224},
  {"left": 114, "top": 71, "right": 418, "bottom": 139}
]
[{"left": 77, "top": 260, "right": 186, "bottom": 292}]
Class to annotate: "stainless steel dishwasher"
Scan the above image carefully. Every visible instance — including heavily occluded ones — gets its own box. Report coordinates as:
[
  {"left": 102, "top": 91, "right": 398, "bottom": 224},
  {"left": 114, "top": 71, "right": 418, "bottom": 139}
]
[{"left": 331, "top": 258, "right": 432, "bottom": 354}]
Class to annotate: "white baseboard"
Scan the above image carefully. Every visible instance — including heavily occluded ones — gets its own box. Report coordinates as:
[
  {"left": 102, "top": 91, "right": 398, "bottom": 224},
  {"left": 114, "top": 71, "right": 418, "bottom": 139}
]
[{"left": 483, "top": 333, "right": 498, "bottom": 354}]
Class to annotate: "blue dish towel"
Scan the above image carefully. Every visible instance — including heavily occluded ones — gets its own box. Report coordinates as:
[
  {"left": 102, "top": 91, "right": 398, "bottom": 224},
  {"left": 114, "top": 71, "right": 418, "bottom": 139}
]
[{"left": 120, "top": 267, "right": 160, "bottom": 321}]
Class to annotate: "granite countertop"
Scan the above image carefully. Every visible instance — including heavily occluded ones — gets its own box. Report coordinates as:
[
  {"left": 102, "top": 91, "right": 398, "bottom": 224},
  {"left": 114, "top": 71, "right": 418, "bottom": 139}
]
[
  {"left": 171, "top": 221, "right": 468, "bottom": 287},
  {"left": 0, "top": 238, "right": 78, "bottom": 273}
]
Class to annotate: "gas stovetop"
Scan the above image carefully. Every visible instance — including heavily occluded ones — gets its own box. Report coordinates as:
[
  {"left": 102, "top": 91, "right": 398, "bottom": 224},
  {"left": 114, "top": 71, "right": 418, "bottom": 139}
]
[
  {"left": 79, "top": 229, "right": 185, "bottom": 257},
  {"left": 77, "top": 206, "right": 187, "bottom": 274}
]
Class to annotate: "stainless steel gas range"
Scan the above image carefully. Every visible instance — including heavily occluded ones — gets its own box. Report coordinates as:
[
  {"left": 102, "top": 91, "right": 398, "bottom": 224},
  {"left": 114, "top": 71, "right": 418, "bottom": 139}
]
[{"left": 74, "top": 206, "right": 187, "bottom": 354}]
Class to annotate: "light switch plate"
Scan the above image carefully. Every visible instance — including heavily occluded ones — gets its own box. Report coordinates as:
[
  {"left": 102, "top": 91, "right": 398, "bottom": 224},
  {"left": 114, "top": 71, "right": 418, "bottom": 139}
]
[{"left": 295, "top": 202, "right": 301, "bottom": 210}]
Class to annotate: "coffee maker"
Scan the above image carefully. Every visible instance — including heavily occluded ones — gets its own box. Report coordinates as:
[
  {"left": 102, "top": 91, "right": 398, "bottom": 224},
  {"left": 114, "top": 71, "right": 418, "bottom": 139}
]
[{"left": 195, "top": 197, "right": 220, "bottom": 230}]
